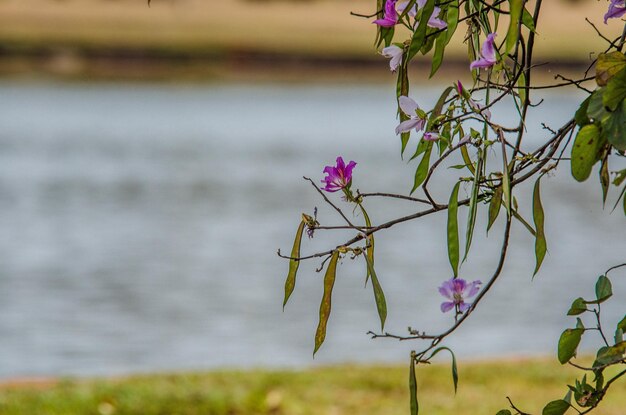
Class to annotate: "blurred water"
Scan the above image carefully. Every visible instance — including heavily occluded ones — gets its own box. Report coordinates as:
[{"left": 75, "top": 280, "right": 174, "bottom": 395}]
[{"left": 0, "top": 81, "right": 623, "bottom": 378}]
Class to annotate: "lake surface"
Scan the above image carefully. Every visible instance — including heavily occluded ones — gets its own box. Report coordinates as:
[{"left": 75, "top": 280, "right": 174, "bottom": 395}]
[{"left": 0, "top": 81, "right": 623, "bottom": 378}]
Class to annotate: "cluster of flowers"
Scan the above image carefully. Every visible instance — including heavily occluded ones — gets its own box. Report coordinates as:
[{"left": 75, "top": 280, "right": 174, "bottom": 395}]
[{"left": 316, "top": 1, "right": 625, "bottom": 314}]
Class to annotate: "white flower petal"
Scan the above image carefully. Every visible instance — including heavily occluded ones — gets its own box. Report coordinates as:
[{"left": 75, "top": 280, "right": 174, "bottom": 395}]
[{"left": 399, "top": 96, "right": 419, "bottom": 116}]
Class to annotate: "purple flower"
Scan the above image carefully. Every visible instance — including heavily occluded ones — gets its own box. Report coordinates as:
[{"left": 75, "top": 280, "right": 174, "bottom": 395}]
[
  {"left": 470, "top": 33, "right": 497, "bottom": 70},
  {"left": 605, "top": 0, "right": 626, "bottom": 24},
  {"left": 382, "top": 45, "right": 403, "bottom": 72},
  {"left": 373, "top": 0, "right": 398, "bottom": 27},
  {"left": 321, "top": 157, "right": 357, "bottom": 192},
  {"left": 395, "top": 96, "right": 426, "bottom": 135},
  {"left": 438, "top": 278, "right": 482, "bottom": 313},
  {"left": 397, "top": 0, "right": 447, "bottom": 29},
  {"left": 423, "top": 132, "right": 440, "bottom": 141}
]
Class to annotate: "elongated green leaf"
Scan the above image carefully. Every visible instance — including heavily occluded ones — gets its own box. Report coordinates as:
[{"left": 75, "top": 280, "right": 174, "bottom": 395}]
[
  {"left": 397, "top": 55, "right": 411, "bottom": 156},
  {"left": 430, "top": 34, "right": 446, "bottom": 77},
  {"left": 447, "top": 182, "right": 461, "bottom": 277},
  {"left": 505, "top": 0, "right": 523, "bottom": 53},
  {"left": 521, "top": 7, "right": 536, "bottom": 32},
  {"left": 558, "top": 328, "right": 584, "bottom": 364},
  {"left": 313, "top": 251, "right": 339, "bottom": 356},
  {"left": 600, "top": 158, "right": 610, "bottom": 205},
  {"left": 567, "top": 297, "right": 587, "bottom": 316},
  {"left": 429, "top": 347, "right": 458, "bottom": 393},
  {"left": 283, "top": 220, "right": 306, "bottom": 309},
  {"left": 460, "top": 145, "right": 476, "bottom": 175},
  {"left": 464, "top": 148, "right": 483, "bottom": 260},
  {"left": 595, "top": 275, "right": 613, "bottom": 303},
  {"left": 360, "top": 205, "right": 375, "bottom": 286},
  {"left": 364, "top": 254, "right": 387, "bottom": 331},
  {"left": 408, "top": 0, "right": 435, "bottom": 60},
  {"left": 542, "top": 399, "right": 570, "bottom": 415},
  {"left": 487, "top": 186, "right": 502, "bottom": 233},
  {"left": 411, "top": 142, "right": 433, "bottom": 194},
  {"left": 431, "top": 86, "right": 454, "bottom": 123},
  {"left": 533, "top": 178, "right": 547, "bottom": 275},
  {"left": 409, "top": 352, "right": 419, "bottom": 415},
  {"left": 445, "top": 0, "right": 460, "bottom": 45},
  {"left": 571, "top": 124, "right": 603, "bottom": 182},
  {"left": 517, "top": 71, "right": 527, "bottom": 106}
]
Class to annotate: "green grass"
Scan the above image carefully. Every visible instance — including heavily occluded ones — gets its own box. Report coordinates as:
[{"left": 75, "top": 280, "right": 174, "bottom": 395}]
[{"left": 1, "top": 359, "right": 625, "bottom": 414}]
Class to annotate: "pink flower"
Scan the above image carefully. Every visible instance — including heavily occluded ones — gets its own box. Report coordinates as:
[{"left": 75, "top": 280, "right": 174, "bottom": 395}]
[
  {"left": 470, "top": 33, "right": 497, "bottom": 70},
  {"left": 423, "top": 132, "right": 440, "bottom": 141},
  {"left": 373, "top": 0, "right": 398, "bottom": 27},
  {"left": 395, "top": 96, "right": 426, "bottom": 135},
  {"left": 605, "top": 0, "right": 626, "bottom": 24},
  {"left": 321, "top": 157, "right": 357, "bottom": 192},
  {"left": 397, "top": 0, "right": 447, "bottom": 29},
  {"left": 382, "top": 45, "right": 403, "bottom": 72},
  {"left": 439, "top": 278, "right": 482, "bottom": 313}
]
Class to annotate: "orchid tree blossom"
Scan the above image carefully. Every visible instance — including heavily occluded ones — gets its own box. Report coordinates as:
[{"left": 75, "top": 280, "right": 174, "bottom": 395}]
[
  {"left": 395, "top": 96, "right": 427, "bottom": 135},
  {"left": 469, "top": 33, "right": 498, "bottom": 70},
  {"left": 423, "top": 132, "right": 440, "bottom": 141},
  {"left": 381, "top": 45, "right": 403, "bottom": 72},
  {"left": 321, "top": 157, "right": 357, "bottom": 193},
  {"left": 397, "top": 0, "right": 447, "bottom": 29},
  {"left": 439, "top": 278, "right": 482, "bottom": 313},
  {"left": 605, "top": 0, "right": 626, "bottom": 23},
  {"left": 373, "top": 0, "right": 398, "bottom": 27}
]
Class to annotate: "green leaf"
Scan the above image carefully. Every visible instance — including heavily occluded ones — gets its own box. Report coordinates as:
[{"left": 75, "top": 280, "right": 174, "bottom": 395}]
[
  {"left": 364, "top": 254, "right": 387, "bottom": 331},
  {"left": 595, "top": 51, "right": 626, "bottom": 86},
  {"left": 496, "top": 411, "right": 512, "bottom": 415},
  {"left": 447, "top": 182, "right": 461, "bottom": 277},
  {"left": 600, "top": 99, "right": 626, "bottom": 152},
  {"left": 360, "top": 205, "right": 374, "bottom": 286},
  {"left": 587, "top": 88, "right": 610, "bottom": 121},
  {"left": 430, "top": 86, "right": 454, "bottom": 124},
  {"left": 460, "top": 145, "right": 476, "bottom": 175},
  {"left": 595, "top": 275, "right": 613, "bottom": 303},
  {"left": 505, "top": 0, "right": 523, "bottom": 53},
  {"left": 517, "top": 71, "right": 527, "bottom": 106},
  {"left": 574, "top": 95, "right": 591, "bottom": 127},
  {"left": 521, "top": 7, "right": 536, "bottom": 32},
  {"left": 600, "top": 158, "right": 610, "bottom": 205},
  {"left": 576, "top": 318, "right": 585, "bottom": 329},
  {"left": 542, "top": 399, "right": 570, "bottom": 415},
  {"left": 409, "top": 352, "right": 419, "bottom": 415},
  {"left": 558, "top": 328, "right": 584, "bottom": 364},
  {"left": 618, "top": 315, "right": 626, "bottom": 332},
  {"left": 313, "top": 251, "right": 339, "bottom": 356},
  {"left": 283, "top": 219, "right": 306, "bottom": 309},
  {"left": 594, "top": 341, "right": 626, "bottom": 366},
  {"left": 429, "top": 347, "right": 458, "bottom": 393},
  {"left": 603, "top": 67, "right": 626, "bottom": 110},
  {"left": 397, "top": 55, "right": 411, "bottom": 156},
  {"left": 567, "top": 297, "right": 587, "bottom": 316},
  {"left": 487, "top": 186, "right": 502, "bottom": 233},
  {"left": 570, "top": 124, "right": 604, "bottom": 182},
  {"left": 408, "top": 0, "right": 435, "bottom": 60},
  {"left": 411, "top": 142, "right": 433, "bottom": 194},
  {"left": 533, "top": 178, "right": 547, "bottom": 275},
  {"left": 615, "top": 328, "right": 623, "bottom": 344},
  {"left": 464, "top": 148, "right": 483, "bottom": 261},
  {"left": 430, "top": 33, "right": 446, "bottom": 77},
  {"left": 445, "top": 0, "right": 460, "bottom": 45}
]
